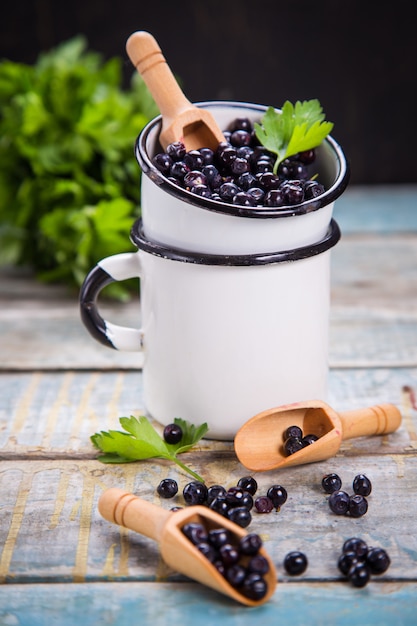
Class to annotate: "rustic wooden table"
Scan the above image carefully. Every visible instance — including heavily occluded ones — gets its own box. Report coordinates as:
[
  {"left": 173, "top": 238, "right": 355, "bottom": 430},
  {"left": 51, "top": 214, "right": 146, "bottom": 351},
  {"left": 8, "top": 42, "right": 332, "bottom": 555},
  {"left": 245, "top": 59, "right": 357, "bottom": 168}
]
[{"left": 1, "top": 185, "right": 417, "bottom": 625}]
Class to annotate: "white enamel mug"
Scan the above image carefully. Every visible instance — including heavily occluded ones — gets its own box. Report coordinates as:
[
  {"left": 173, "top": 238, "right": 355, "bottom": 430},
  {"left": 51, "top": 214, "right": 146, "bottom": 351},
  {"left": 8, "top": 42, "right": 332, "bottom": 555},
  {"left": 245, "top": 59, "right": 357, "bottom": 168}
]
[
  {"left": 137, "top": 101, "right": 349, "bottom": 254},
  {"left": 80, "top": 219, "right": 341, "bottom": 440}
]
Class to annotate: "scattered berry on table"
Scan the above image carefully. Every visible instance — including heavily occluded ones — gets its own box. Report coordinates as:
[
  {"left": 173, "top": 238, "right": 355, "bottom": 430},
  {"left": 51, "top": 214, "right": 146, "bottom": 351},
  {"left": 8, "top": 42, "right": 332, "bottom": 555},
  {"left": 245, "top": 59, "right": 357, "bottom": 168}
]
[
  {"left": 284, "top": 551, "right": 308, "bottom": 576},
  {"left": 227, "top": 506, "right": 252, "bottom": 528},
  {"left": 353, "top": 474, "right": 372, "bottom": 496},
  {"left": 163, "top": 422, "right": 183, "bottom": 444},
  {"left": 183, "top": 481, "right": 208, "bottom": 505},
  {"left": 156, "top": 478, "right": 179, "bottom": 498},
  {"left": 348, "top": 494, "right": 369, "bottom": 518},
  {"left": 343, "top": 537, "right": 368, "bottom": 559},
  {"left": 348, "top": 561, "right": 371, "bottom": 588},
  {"left": 254, "top": 496, "right": 274, "bottom": 514},
  {"left": 207, "top": 484, "right": 227, "bottom": 505},
  {"left": 237, "top": 476, "right": 258, "bottom": 496},
  {"left": 366, "top": 546, "right": 391, "bottom": 574},
  {"left": 322, "top": 473, "right": 342, "bottom": 494},
  {"left": 152, "top": 116, "right": 326, "bottom": 209},
  {"left": 266, "top": 485, "right": 288, "bottom": 510},
  {"left": 328, "top": 490, "right": 351, "bottom": 515}
]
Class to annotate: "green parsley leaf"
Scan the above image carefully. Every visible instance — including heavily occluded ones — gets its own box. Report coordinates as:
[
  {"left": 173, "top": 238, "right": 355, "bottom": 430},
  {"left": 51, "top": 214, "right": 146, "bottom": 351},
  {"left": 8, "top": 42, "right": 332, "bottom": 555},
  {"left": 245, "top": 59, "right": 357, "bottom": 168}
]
[
  {"left": 91, "top": 416, "right": 208, "bottom": 482},
  {"left": 254, "top": 99, "right": 334, "bottom": 174}
]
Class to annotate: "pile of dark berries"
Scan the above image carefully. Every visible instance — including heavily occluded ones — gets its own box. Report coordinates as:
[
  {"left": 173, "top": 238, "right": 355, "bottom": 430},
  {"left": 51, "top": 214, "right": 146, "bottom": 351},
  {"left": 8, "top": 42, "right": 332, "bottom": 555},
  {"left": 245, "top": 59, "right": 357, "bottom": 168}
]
[
  {"left": 156, "top": 475, "right": 288, "bottom": 528},
  {"left": 283, "top": 424, "right": 319, "bottom": 456},
  {"left": 181, "top": 523, "right": 270, "bottom": 600},
  {"left": 322, "top": 473, "right": 372, "bottom": 518},
  {"left": 337, "top": 537, "right": 391, "bottom": 587},
  {"left": 152, "top": 117, "right": 325, "bottom": 208}
]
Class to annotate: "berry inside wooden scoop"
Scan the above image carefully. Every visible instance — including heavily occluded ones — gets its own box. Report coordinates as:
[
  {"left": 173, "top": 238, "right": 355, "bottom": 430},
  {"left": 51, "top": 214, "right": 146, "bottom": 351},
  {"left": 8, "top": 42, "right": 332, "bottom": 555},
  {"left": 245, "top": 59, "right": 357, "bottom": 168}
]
[
  {"left": 99, "top": 488, "right": 277, "bottom": 606},
  {"left": 234, "top": 400, "right": 402, "bottom": 472}
]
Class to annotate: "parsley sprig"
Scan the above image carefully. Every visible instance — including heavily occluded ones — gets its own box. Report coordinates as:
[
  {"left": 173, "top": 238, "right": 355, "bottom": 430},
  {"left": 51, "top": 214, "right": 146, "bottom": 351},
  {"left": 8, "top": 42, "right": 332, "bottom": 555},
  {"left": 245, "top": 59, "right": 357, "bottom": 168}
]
[
  {"left": 91, "top": 416, "right": 208, "bottom": 482},
  {"left": 254, "top": 99, "right": 334, "bottom": 174}
]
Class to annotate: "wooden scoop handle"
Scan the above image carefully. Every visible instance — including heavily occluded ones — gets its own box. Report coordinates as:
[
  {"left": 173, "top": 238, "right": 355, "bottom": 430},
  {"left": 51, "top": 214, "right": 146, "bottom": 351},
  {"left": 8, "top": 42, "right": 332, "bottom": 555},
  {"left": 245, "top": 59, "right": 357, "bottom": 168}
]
[
  {"left": 338, "top": 403, "right": 402, "bottom": 440},
  {"left": 98, "top": 488, "right": 171, "bottom": 542},
  {"left": 126, "top": 31, "right": 191, "bottom": 122}
]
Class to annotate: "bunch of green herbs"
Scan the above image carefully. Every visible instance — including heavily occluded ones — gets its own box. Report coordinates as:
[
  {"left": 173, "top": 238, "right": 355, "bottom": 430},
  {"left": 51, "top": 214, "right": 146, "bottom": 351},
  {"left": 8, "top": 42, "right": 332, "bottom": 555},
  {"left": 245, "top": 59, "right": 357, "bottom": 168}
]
[{"left": 0, "top": 36, "right": 158, "bottom": 299}]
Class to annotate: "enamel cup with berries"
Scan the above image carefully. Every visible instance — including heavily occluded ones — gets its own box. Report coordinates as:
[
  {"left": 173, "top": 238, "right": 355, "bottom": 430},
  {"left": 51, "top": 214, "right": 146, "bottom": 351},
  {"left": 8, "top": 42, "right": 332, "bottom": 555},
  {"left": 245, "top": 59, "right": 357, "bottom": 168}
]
[{"left": 136, "top": 101, "right": 349, "bottom": 254}]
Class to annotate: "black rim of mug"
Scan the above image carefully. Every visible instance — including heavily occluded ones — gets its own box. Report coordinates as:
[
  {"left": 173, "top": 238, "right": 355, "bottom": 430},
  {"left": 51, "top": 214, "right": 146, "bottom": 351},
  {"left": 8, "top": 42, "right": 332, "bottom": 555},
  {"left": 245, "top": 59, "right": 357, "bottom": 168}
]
[{"left": 130, "top": 218, "right": 341, "bottom": 266}]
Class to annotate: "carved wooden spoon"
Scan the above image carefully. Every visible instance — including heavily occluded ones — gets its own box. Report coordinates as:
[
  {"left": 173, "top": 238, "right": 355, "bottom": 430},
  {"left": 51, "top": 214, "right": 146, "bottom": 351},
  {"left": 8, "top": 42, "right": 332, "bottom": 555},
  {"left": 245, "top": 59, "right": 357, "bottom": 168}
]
[
  {"left": 126, "top": 31, "right": 225, "bottom": 151},
  {"left": 234, "top": 400, "right": 402, "bottom": 472},
  {"left": 98, "top": 488, "right": 277, "bottom": 606}
]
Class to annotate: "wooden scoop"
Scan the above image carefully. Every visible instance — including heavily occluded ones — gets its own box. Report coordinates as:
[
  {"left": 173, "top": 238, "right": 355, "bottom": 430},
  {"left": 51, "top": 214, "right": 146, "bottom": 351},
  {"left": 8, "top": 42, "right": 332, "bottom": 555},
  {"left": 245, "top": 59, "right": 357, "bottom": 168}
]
[
  {"left": 234, "top": 400, "right": 402, "bottom": 472},
  {"left": 98, "top": 488, "right": 277, "bottom": 606},
  {"left": 126, "top": 31, "right": 226, "bottom": 151}
]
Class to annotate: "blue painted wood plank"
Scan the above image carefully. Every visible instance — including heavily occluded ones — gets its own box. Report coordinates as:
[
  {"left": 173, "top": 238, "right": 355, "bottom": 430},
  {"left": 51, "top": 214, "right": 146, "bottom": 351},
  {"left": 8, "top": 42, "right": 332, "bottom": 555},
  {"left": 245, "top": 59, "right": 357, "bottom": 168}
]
[
  {"left": 334, "top": 185, "right": 417, "bottom": 233},
  {"left": 1, "top": 581, "right": 416, "bottom": 626}
]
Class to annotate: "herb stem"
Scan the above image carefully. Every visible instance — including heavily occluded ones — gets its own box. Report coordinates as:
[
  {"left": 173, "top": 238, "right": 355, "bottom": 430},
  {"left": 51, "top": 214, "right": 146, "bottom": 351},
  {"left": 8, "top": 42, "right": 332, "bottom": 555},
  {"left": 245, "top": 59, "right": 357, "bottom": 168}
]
[{"left": 174, "top": 457, "right": 205, "bottom": 482}]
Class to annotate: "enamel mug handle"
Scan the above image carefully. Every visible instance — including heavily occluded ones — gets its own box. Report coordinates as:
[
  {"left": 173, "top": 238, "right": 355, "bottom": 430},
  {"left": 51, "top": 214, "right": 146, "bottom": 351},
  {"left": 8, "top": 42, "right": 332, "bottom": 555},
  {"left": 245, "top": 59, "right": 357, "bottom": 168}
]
[{"left": 79, "top": 252, "right": 142, "bottom": 351}]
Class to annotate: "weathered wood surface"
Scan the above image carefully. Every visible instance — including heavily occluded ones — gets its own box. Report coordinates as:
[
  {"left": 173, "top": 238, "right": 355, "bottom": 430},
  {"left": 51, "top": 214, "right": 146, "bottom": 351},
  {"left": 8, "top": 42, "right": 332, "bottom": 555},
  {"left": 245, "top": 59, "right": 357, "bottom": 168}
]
[{"left": 1, "top": 185, "right": 417, "bottom": 624}]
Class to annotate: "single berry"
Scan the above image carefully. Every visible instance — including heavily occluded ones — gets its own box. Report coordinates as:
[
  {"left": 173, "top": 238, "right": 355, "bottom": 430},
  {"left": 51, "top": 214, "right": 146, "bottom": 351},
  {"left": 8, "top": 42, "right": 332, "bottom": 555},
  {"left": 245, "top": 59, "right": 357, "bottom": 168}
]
[
  {"left": 248, "top": 554, "right": 269, "bottom": 575},
  {"left": 225, "top": 486, "right": 252, "bottom": 509},
  {"left": 266, "top": 485, "right": 288, "bottom": 509},
  {"left": 207, "top": 484, "right": 226, "bottom": 505},
  {"left": 342, "top": 537, "right": 368, "bottom": 559},
  {"left": 237, "top": 476, "right": 258, "bottom": 496},
  {"left": 241, "top": 572, "right": 268, "bottom": 600},
  {"left": 156, "top": 478, "right": 178, "bottom": 498},
  {"left": 366, "top": 547, "right": 391, "bottom": 574},
  {"left": 284, "top": 551, "right": 308, "bottom": 576},
  {"left": 166, "top": 141, "right": 186, "bottom": 161},
  {"left": 239, "top": 533, "right": 263, "bottom": 556},
  {"left": 183, "top": 481, "right": 208, "bottom": 505},
  {"left": 322, "top": 473, "right": 342, "bottom": 494},
  {"left": 298, "top": 149, "right": 316, "bottom": 164},
  {"left": 196, "top": 541, "right": 217, "bottom": 563},
  {"left": 301, "top": 433, "right": 318, "bottom": 445},
  {"left": 348, "top": 494, "right": 368, "bottom": 518},
  {"left": 209, "top": 494, "right": 230, "bottom": 515},
  {"left": 182, "top": 522, "right": 208, "bottom": 545},
  {"left": 304, "top": 180, "right": 325, "bottom": 199},
  {"left": 284, "top": 436, "right": 304, "bottom": 455},
  {"left": 226, "top": 564, "right": 247, "bottom": 587},
  {"left": 254, "top": 496, "right": 274, "bottom": 514},
  {"left": 348, "top": 561, "right": 371, "bottom": 587},
  {"left": 219, "top": 543, "right": 240, "bottom": 566},
  {"left": 208, "top": 528, "right": 231, "bottom": 549},
  {"left": 152, "top": 152, "right": 173, "bottom": 175},
  {"left": 353, "top": 474, "right": 372, "bottom": 496},
  {"left": 328, "top": 490, "right": 350, "bottom": 515},
  {"left": 213, "top": 559, "right": 226, "bottom": 576},
  {"left": 227, "top": 506, "right": 252, "bottom": 528},
  {"left": 338, "top": 551, "right": 359, "bottom": 576},
  {"left": 163, "top": 422, "right": 183, "bottom": 444},
  {"left": 284, "top": 425, "right": 303, "bottom": 440}
]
